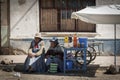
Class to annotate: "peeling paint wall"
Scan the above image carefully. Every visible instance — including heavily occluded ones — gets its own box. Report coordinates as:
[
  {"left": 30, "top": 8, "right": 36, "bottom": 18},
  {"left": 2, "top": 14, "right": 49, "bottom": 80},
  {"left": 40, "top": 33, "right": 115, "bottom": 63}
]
[{"left": 10, "top": 0, "right": 39, "bottom": 39}]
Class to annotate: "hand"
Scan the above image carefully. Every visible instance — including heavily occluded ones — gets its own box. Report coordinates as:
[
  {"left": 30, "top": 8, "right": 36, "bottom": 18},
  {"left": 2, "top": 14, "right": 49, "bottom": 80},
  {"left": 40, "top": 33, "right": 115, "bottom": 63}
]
[
  {"left": 46, "top": 55, "right": 50, "bottom": 59},
  {"left": 28, "top": 53, "right": 35, "bottom": 58}
]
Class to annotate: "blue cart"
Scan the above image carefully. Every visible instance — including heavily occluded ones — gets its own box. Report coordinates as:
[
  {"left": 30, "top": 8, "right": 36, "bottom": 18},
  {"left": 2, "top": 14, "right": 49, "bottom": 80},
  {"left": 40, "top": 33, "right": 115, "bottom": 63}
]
[{"left": 64, "top": 47, "right": 87, "bottom": 74}]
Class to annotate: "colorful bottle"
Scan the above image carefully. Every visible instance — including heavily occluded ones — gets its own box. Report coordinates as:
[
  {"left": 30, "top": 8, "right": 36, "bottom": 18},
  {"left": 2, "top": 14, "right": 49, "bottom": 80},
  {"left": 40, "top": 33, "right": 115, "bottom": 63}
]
[
  {"left": 64, "top": 36, "right": 69, "bottom": 43},
  {"left": 64, "top": 36, "right": 69, "bottom": 48},
  {"left": 69, "top": 36, "right": 72, "bottom": 43},
  {"left": 73, "top": 34, "right": 77, "bottom": 47},
  {"left": 68, "top": 36, "right": 73, "bottom": 47}
]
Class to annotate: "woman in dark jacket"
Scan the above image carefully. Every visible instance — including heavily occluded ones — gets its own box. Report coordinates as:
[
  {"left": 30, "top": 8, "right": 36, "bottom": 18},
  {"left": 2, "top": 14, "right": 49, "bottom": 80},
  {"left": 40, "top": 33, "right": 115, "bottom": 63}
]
[{"left": 45, "top": 37, "right": 64, "bottom": 72}]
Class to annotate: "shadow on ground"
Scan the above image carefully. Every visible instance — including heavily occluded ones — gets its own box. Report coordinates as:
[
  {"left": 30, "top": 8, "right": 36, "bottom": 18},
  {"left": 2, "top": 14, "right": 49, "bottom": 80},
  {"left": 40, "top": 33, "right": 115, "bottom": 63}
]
[{"left": 11, "top": 63, "right": 100, "bottom": 77}]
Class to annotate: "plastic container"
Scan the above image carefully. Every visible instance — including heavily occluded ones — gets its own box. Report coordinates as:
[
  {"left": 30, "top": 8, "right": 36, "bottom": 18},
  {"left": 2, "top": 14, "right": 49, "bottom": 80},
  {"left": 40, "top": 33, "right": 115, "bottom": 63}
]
[
  {"left": 64, "top": 36, "right": 69, "bottom": 48},
  {"left": 69, "top": 36, "right": 72, "bottom": 43},
  {"left": 73, "top": 34, "right": 77, "bottom": 47},
  {"left": 66, "top": 60, "right": 73, "bottom": 70},
  {"left": 64, "top": 36, "right": 69, "bottom": 43},
  {"left": 68, "top": 36, "right": 73, "bottom": 47},
  {"left": 49, "top": 63, "right": 58, "bottom": 73},
  {"left": 79, "top": 38, "right": 88, "bottom": 48}
]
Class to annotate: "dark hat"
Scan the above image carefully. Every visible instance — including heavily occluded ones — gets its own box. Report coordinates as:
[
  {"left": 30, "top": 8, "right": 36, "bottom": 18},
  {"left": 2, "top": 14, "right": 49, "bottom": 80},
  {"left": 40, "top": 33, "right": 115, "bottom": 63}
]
[{"left": 50, "top": 37, "right": 59, "bottom": 44}]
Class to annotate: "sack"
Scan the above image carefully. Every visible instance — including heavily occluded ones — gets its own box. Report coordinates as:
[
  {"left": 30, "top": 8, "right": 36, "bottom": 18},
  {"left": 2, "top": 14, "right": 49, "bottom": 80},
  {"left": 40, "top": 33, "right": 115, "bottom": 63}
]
[{"left": 104, "top": 65, "right": 117, "bottom": 74}]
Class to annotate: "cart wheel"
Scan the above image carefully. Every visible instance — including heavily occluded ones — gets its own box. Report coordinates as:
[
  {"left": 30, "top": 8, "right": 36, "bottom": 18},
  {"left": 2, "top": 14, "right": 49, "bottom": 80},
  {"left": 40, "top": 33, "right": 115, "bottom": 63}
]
[
  {"left": 75, "top": 50, "right": 92, "bottom": 65},
  {"left": 87, "top": 46, "right": 97, "bottom": 61}
]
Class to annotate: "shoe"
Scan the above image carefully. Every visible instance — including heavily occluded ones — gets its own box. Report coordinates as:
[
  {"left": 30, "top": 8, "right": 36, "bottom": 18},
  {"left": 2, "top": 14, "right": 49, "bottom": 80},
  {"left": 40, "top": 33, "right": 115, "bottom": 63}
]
[{"left": 26, "top": 66, "right": 35, "bottom": 73}]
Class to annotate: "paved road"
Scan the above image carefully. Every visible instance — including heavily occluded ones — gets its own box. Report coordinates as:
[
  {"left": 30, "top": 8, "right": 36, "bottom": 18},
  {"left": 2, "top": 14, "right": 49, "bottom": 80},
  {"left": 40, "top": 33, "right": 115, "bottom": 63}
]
[
  {"left": 0, "top": 55, "right": 120, "bottom": 80},
  {"left": 0, "top": 70, "right": 120, "bottom": 80}
]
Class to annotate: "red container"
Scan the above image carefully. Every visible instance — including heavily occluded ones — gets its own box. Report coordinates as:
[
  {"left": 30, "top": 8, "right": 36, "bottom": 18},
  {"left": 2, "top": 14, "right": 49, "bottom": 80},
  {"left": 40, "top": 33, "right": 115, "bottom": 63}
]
[{"left": 73, "top": 34, "right": 77, "bottom": 47}]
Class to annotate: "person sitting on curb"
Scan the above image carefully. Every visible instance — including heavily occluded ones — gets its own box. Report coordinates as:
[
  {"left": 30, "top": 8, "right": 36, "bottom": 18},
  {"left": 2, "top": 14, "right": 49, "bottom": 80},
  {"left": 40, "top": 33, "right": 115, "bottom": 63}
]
[
  {"left": 24, "top": 33, "right": 46, "bottom": 73},
  {"left": 45, "top": 37, "right": 64, "bottom": 72}
]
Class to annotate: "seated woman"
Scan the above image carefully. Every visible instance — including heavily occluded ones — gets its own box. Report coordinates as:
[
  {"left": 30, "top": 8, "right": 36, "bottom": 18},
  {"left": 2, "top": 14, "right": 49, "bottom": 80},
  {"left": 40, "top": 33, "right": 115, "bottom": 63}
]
[
  {"left": 24, "top": 33, "right": 46, "bottom": 73},
  {"left": 45, "top": 37, "right": 64, "bottom": 72}
]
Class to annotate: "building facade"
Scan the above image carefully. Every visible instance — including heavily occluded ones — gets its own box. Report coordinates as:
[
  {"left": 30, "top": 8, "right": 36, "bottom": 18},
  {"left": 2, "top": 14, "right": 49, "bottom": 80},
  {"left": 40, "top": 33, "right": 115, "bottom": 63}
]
[{"left": 0, "top": 0, "right": 120, "bottom": 55}]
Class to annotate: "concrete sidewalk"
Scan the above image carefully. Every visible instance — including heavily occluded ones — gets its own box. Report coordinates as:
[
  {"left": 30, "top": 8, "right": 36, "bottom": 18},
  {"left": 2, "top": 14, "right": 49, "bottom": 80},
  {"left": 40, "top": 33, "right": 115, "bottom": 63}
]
[
  {"left": 91, "top": 56, "right": 120, "bottom": 67},
  {"left": 0, "top": 55, "right": 120, "bottom": 67}
]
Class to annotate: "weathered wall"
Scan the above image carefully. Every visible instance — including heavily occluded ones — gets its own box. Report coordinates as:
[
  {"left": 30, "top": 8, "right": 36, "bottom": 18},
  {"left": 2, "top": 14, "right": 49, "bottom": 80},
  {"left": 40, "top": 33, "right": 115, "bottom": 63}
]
[
  {"left": 96, "top": 0, "right": 120, "bottom": 5},
  {"left": 10, "top": 0, "right": 39, "bottom": 39},
  {"left": 95, "top": 24, "right": 118, "bottom": 39},
  {"left": 1, "top": 0, "right": 9, "bottom": 47},
  {"left": 10, "top": 38, "right": 120, "bottom": 55},
  {"left": 9, "top": 0, "right": 120, "bottom": 55},
  {"left": 10, "top": 0, "right": 120, "bottom": 40},
  {"left": 95, "top": 0, "right": 120, "bottom": 39}
]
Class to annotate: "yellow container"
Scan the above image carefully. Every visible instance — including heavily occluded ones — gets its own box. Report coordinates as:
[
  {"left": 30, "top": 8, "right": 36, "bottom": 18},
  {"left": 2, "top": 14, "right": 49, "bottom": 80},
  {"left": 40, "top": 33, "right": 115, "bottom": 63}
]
[{"left": 64, "top": 36, "right": 69, "bottom": 43}]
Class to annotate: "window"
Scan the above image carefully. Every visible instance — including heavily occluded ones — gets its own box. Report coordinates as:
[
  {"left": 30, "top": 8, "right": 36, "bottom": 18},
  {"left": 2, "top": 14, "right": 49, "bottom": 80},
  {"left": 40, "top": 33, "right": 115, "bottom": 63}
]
[
  {"left": 39, "top": 0, "right": 96, "bottom": 32},
  {"left": 61, "top": 10, "right": 72, "bottom": 19}
]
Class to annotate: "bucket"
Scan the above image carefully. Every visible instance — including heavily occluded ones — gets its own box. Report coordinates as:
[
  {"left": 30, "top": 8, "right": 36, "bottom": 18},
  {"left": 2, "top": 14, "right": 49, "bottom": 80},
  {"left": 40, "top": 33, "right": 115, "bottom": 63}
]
[
  {"left": 49, "top": 63, "right": 58, "bottom": 73},
  {"left": 79, "top": 38, "right": 88, "bottom": 48},
  {"left": 66, "top": 60, "right": 73, "bottom": 70}
]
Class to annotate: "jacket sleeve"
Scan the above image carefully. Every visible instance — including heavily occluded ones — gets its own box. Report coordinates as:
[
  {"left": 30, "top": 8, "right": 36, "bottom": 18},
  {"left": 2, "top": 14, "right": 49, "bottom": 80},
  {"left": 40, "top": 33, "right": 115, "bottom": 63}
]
[
  {"left": 35, "top": 41, "right": 45, "bottom": 56},
  {"left": 28, "top": 49, "right": 32, "bottom": 54},
  {"left": 45, "top": 48, "right": 55, "bottom": 57}
]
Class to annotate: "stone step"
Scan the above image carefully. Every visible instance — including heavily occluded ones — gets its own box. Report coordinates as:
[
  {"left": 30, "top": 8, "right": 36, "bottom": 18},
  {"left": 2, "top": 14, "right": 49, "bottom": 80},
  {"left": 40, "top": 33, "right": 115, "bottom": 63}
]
[
  {"left": 0, "top": 63, "right": 24, "bottom": 72},
  {"left": 0, "top": 64, "right": 16, "bottom": 72}
]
